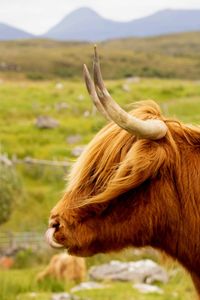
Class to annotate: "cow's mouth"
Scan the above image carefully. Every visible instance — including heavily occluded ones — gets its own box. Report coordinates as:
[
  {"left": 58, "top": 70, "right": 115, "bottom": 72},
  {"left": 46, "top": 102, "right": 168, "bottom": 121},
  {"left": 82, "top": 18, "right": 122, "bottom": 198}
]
[{"left": 45, "top": 227, "right": 64, "bottom": 249}]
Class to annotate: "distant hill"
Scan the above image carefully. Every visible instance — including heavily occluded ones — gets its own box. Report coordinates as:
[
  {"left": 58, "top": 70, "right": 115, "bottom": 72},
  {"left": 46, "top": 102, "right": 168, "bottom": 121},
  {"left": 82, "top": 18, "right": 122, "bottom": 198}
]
[
  {"left": 1, "top": 8, "right": 200, "bottom": 41},
  {"left": 0, "top": 23, "right": 34, "bottom": 41},
  {"left": 43, "top": 7, "right": 200, "bottom": 41},
  {"left": 0, "top": 32, "right": 200, "bottom": 80},
  {"left": 43, "top": 7, "right": 124, "bottom": 41}
]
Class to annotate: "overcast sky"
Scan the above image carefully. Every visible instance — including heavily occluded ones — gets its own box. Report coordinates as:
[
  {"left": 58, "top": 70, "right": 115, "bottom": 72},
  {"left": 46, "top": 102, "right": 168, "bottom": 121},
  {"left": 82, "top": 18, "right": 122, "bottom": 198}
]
[{"left": 1, "top": 0, "right": 200, "bottom": 34}]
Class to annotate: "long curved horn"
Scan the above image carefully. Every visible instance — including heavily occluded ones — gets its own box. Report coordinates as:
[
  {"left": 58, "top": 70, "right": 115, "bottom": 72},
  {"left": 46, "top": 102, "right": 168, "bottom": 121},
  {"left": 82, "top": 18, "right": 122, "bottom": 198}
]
[
  {"left": 83, "top": 64, "right": 110, "bottom": 121},
  {"left": 84, "top": 46, "right": 168, "bottom": 140}
]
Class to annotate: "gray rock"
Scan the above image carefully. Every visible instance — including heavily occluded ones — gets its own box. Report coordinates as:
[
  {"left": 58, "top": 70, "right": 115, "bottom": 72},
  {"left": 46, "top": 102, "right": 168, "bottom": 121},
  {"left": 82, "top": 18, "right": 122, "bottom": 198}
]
[
  {"left": 67, "top": 135, "right": 82, "bottom": 145},
  {"left": 77, "top": 94, "right": 85, "bottom": 101},
  {"left": 71, "top": 146, "right": 86, "bottom": 157},
  {"left": 55, "top": 83, "right": 64, "bottom": 90},
  {"left": 16, "top": 292, "right": 37, "bottom": 300},
  {"left": 133, "top": 283, "right": 164, "bottom": 294},
  {"left": 0, "top": 62, "right": 7, "bottom": 69},
  {"left": 0, "top": 155, "right": 12, "bottom": 166},
  {"left": 71, "top": 281, "right": 105, "bottom": 292},
  {"left": 55, "top": 102, "right": 69, "bottom": 112},
  {"left": 83, "top": 110, "right": 90, "bottom": 118},
  {"left": 51, "top": 293, "right": 79, "bottom": 300},
  {"left": 125, "top": 76, "right": 141, "bottom": 84},
  {"left": 122, "top": 83, "right": 130, "bottom": 92},
  {"left": 27, "top": 292, "right": 37, "bottom": 298},
  {"left": 35, "top": 116, "right": 59, "bottom": 129},
  {"left": 89, "top": 259, "right": 168, "bottom": 284}
]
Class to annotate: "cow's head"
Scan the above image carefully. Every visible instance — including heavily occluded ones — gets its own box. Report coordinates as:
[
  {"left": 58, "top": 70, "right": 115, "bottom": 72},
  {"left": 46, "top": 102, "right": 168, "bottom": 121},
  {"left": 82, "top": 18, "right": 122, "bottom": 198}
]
[{"left": 46, "top": 48, "right": 186, "bottom": 257}]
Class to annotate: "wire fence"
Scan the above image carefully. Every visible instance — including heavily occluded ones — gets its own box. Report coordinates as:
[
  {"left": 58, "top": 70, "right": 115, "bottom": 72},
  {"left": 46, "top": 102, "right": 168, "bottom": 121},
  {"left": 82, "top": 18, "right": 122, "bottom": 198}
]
[
  {"left": 0, "top": 231, "right": 48, "bottom": 254},
  {"left": 0, "top": 155, "right": 68, "bottom": 255},
  {"left": 0, "top": 153, "right": 72, "bottom": 169},
  {"left": 12, "top": 156, "right": 72, "bottom": 168}
]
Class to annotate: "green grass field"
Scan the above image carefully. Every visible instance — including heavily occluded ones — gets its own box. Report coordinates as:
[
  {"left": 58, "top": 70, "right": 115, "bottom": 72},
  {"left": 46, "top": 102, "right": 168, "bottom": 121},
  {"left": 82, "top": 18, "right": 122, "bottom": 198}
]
[
  {"left": 0, "top": 265, "right": 196, "bottom": 300},
  {"left": 0, "top": 76, "right": 200, "bottom": 299}
]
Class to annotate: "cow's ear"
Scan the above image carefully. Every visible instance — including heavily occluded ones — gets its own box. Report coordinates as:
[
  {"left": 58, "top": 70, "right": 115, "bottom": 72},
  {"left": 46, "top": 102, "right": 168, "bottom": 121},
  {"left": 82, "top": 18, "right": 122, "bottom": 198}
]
[{"left": 80, "top": 139, "right": 168, "bottom": 206}]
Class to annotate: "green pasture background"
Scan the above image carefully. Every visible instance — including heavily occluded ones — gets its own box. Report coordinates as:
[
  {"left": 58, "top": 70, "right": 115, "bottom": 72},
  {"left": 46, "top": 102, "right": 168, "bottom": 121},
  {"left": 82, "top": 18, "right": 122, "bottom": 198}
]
[{"left": 0, "top": 34, "right": 200, "bottom": 299}]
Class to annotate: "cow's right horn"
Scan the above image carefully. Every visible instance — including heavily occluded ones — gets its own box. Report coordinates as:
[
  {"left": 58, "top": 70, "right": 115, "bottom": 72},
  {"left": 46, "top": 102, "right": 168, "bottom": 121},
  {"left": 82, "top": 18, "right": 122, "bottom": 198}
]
[{"left": 83, "top": 46, "right": 168, "bottom": 140}]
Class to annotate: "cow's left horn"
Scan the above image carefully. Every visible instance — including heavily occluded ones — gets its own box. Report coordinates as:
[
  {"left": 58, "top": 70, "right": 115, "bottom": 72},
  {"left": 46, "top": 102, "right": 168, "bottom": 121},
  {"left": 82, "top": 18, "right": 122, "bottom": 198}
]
[
  {"left": 45, "top": 227, "right": 64, "bottom": 249},
  {"left": 83, "top": 46, "right": 168, "bottom": 140}
]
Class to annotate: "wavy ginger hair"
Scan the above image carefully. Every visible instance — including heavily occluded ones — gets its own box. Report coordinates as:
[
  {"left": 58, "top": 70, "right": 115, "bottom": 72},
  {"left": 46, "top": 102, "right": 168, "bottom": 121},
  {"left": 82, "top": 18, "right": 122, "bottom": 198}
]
[{"left": 65, "top": 100, "right": 200, "bottom": 209}]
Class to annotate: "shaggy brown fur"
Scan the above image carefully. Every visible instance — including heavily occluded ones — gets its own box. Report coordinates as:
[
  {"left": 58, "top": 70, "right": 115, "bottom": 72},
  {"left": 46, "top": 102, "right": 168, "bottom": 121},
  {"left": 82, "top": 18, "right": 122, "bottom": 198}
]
[
  {"left": 37, "top": 253, "right": 86, "bottom": 283},
  {"left": 49, "top": 101, "right": 200, "bottom": 297}
]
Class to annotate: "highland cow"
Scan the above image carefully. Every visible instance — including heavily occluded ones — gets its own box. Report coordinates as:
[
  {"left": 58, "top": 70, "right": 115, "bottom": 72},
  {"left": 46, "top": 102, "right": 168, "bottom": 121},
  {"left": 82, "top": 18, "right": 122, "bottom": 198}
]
[
  {"left": 46, "top": 47, "right": 200, "bottom": 297},
  {"left": 37, "top": 253, "right": 86, "bottom": 283},
  {"left": 0, "top": 256, "right": 14, "bottom": 269}
]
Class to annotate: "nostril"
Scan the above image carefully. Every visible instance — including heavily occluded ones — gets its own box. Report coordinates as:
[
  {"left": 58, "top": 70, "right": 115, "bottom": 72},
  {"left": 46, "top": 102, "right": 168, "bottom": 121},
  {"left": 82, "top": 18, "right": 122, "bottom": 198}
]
[
  {"left": 49, "top": 219, "right": 60, "bottom": 229},
  {"left": 52, "top": 222, "right": 60, "bottom": 229}
]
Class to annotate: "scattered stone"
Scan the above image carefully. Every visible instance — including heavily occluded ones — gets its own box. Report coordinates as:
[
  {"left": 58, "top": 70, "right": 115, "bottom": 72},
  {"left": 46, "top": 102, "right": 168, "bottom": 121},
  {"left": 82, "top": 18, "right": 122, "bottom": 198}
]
[
  {"left": 83, "top": 110, "right": 90, "bottom": 118},
  {"left": 35, "top": 116, "right": 59, "bottom": 129},
  {"left": 55, "top": 102, "right": 69, "bottom": 112},
  {"left": 3, "top": 245, "right": 27, "bottom": 257},
  {"left": 0, "top": 155, "right": 12, "bottom": 166},
  {"left": 71, "top": 146, "right": 86, "bottom": 157},
  {"left": 89, "top": 259, "right": 168, "bottom": 284},
  {"left": 55, "top": 83, "right": 64, "bottom": 90},
  {"left": 0, "top": 62, "right": 7, "bottom": 69},
  {"left": 122, "top": 84, "right": 130, "bottom": 92},
  {"left": 67, "top": 135, "right": 82, "bottom": 145},
  {"left": 0, "top": 62, "right": 20, "bottom": 71},
  {"left": 16, "top": 292, "right": 38, "bottom": 299},
  {"left": 71, "top": 281, "right": 105, "bottom": 292},
  {"left": 133, "top": 283, "right": 163, "bottom": 294},
  {"left": 28, "top": 292, "right": 37, "bottom": 298},
  {"left": 126, "top": 76, "right": 141, "bottom": 84},
  {"left": 77, "top": 94, "right": 85, "bottom": 101},
  {"left": 51, "top": 293, "right": 79, "bottom": 300}
]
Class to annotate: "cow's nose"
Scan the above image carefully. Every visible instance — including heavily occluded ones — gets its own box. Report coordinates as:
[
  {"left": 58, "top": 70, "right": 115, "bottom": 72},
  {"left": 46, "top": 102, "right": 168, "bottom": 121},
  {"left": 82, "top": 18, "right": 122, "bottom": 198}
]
[
  {"left": 49, "top": 217, "right": 60, "bottom": 229},
  {"left": 46, "top": 219, "right": 64, "bottom": 249},
  {"left": 51, "top": 221, "right": 60, "bottom": 230}
]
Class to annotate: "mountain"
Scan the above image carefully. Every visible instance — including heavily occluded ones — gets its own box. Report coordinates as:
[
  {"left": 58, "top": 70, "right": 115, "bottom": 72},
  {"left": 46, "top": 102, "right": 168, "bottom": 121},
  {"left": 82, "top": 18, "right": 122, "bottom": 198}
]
[
  {"left": 0, "top": 23, "right": 33, "bottom": 41},
  {"left": 44, "top": 7, "right": 125, "bottom": 41},
  {"left": 127, "top": 9, "right": 200, "bottom": 37},
  {"left": 1, "top": 8, "right": 200, "bottom": 42},
  {"left": 44, "top": 7, "right": 200, "bottom": 41}
]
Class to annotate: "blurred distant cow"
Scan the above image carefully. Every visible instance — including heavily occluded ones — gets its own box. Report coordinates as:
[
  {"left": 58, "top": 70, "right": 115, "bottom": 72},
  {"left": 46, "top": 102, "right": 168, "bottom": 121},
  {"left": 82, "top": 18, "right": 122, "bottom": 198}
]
[
  {"left": 0, "top": 256, "right": 14, "bottom": 269},
  {"left": 37, "top": 253, "right": 86, "bottom": 283}
]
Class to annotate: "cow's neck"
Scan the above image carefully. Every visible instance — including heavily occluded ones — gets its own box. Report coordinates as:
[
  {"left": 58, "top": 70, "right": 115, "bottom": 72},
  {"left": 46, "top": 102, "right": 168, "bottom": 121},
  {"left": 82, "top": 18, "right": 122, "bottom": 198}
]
[
  {"left": 162, "top": 144, "right": 200, "bottom": 296},
  {"left": 175, "top": 146, "right": 200, "bottom": 275}
]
